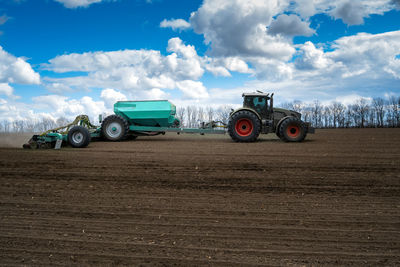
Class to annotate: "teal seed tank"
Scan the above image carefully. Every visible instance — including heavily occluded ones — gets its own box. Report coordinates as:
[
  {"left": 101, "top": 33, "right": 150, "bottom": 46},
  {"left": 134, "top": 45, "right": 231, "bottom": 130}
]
[{"left": 114, "top": 100, "right": 179, "bottom": 127}]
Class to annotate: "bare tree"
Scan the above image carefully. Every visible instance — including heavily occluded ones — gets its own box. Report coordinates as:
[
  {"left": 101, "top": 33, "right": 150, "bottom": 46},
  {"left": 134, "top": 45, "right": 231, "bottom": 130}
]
[
  {"left": 56, "top": 117, "right": 70, "bottom": 127},
  {"left": 331, "top": 102, "right": 345, "bottom": 128},
  {"left": 322, "top": 106, "right": 332, "bottom": 128},
  {"left": 301, "top": 106, "right": 312, "bottom": 123},
  {"left": 2, "top": 120, "right": 10, "bottom": 132},
  {"left": 292, "top": 100, "right": 303, "bottom": 113},
  {"left": 190, "top": 106, "right": 198, "bottom": 128},
  {"left": 367, "top": 108, "right": 375, "bottom": 128},
  {"left": 24, "top": 120, "right": 35, "bottom": 133},
  {"left": 372, "top": 98, "right": 385, "bottom": 128},
  {"left": 185, "top": 106, "right": 193, "bottom": 128},
  {"left": 197, "top": 107, "right": 205, "bottom": 125},
  {"left": 216, "top": 106, "right": 232, "bottom": 124},
  {"left": 33, "top": 119, "right": 43, "bottom": 133},
  {"left": 185, "top": 106, "right": 199, "bottom": 128},
  {"left": 311, "top": 100, "right": 322, "bottom": 128},
  {"left": 344, "top": 105, "right": 353, "bottom": 128},
  {"left": 12, "top": 120, "right": 25, "bottom": 132},
  {"left": 281, "top": 100, "right": 303, "bottom": 113},
  {"left": 206, "top": 106, "right": 214, "bottom": 122},
  {"left": 176, "top": 107, "right": 186, "bottom": 127},
  {"left": 353, "top": 98, "right": 369, "bottom": 128},
  {"left": 388, "top": 96, "right": 400, "bottom": 127},
  {"left": 38, "top": 118, "right": 57, "bottom": 132},
  {"left": 349, "top": 104, "right": 360, "bottom": 127}
]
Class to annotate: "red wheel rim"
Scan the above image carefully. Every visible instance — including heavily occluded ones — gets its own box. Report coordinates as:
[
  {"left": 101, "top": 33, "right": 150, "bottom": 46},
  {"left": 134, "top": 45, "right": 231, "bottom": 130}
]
[
  {"left": 287, "top": 125, "right": 300, "bottom": 138},
  {"left": 235, "top": 118, "right": 253, "bottom": 137}
]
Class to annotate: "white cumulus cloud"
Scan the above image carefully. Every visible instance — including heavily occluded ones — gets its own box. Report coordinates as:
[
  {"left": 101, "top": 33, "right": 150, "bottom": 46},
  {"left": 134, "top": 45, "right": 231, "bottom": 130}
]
[
  {"left": 32, "top": 94, "right": 107, "bottom": 121},
  {"left": 0, "top": 83, "right": 13, "bottom": 97},
  {"left": 176, "top": 80, "right": 209, "bottom": 99},
  {"left": 268, "top": 14, "right": 315, "bottom": 37},
  {"left": 0, "top": 46, "right": 40, "bottom": 85},
  {"left": 251, "top": 31, "right": 400, "bottom": 102},
  {"left": 190, "top": 0, "right": 295, "bottom": 59},
  {"left": 43, "top": 37, "right": 256, "bottom": 101},
  {"left": 160, "top": 18, "right": 191, "bottom": 31},
  {"left": 44, "top": 42, "right": 203, "bottom": 95},
  {"left": 53, "top": 0, "right": 102, "bottom": 8},
  {"left": 100, "top": 88, "right": 127, "bottom": 108},
  {"left": 292, "top": 0, "right": 395, "bottom": 22},
  {"left": 44, "top": 38, "right": 257, "bottom": 101},
  {"left": 330, "top": 0, "right": 366, "bottom": 25},
  {"left": 328, "top": 31, "right": 400, "bottom": 79},
  {"left": 295, "top": 41, "right": 333, "bottom": 70}
]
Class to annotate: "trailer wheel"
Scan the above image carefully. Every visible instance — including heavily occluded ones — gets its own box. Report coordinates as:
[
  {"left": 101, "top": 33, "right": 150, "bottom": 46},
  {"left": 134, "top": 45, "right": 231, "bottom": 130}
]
[
  {"left": 68, "top": 126, "right": 91, "bottom": 148},
  {"left": 228, "top": 110, "right": 261, "bottom": 142},
  {"left": 278, "top": 117, "right": 307, "bottom": 142},
  {"left": 101, "top": 115, "right": 129, "bottom": 141}
]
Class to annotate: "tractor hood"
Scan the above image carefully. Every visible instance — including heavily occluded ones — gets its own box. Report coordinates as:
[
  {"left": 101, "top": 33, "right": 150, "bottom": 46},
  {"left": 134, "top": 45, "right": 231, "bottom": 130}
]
[{"left": 273, "top": 108, "right": 302, "bottom": 119}]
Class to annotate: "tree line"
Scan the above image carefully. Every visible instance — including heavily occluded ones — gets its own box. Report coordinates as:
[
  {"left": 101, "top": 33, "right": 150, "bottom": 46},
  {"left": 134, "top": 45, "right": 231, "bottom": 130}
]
[
  {"left": 0, "top": 117, "right": 70, "bottom": 133},
  {"left": 280, "top": 96, "right": 400, "bottom": 128},
  {"left": 0, "top": 96, "right": 399, "bottom": 133}
]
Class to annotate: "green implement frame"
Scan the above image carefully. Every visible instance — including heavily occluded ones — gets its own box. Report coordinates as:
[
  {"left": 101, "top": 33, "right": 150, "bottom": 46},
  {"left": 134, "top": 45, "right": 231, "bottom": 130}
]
[
  {"left": 24, "top": 115, "right": 101, "bottom": 149},
  {"left": 23, "top": 115, "right": 226, "bottom": 149},
  {"left": 40, "top": 115, "right": 97, "bottom": 136},
  {"left": 129, "top": 124, "right": 226, "bottom": 135}
]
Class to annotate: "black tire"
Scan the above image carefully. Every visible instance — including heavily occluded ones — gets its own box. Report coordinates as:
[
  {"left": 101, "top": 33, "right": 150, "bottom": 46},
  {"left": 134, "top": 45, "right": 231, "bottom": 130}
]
[
  {"left": 101, "top": 115, "right": 129, "bottom": 141},
  {"left": 278, "top": 117, "right": 307, "bottom": 142},
  {"left": 228, "top": 110, "right": 261, "bottom": 142},
  {"left": 68, "top": 126, "right": 91, "bottom": 148},
  {"left": 276, "top": 128, "right": 281, "bottom": 138}
]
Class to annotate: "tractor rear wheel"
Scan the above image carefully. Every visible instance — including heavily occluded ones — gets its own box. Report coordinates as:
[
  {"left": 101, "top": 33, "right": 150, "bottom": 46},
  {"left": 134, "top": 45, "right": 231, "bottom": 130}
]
[
  {"left": 228, "top": 110, "right": 261, "bottom": 142},
  {"left": 68, "top": 126, "right": 91, "bottom": 148},
  {"left": 101, "top": 115, "right": 129, "bottom": 141},
  {"left": 278, "top": 117, "right": 307, "bottom": 142}
]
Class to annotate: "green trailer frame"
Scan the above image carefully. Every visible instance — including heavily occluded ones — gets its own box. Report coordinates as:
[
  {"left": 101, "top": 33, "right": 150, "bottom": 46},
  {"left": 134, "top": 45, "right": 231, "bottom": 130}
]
[
  {"left": 24, "top": 116, "right": 226, "bottom": 149},
  {"left": 129, "top": 125, "right": 226, "bottom": 135},
  {"left": 30, "top": 125, "right": 225, "bottom": 148}
]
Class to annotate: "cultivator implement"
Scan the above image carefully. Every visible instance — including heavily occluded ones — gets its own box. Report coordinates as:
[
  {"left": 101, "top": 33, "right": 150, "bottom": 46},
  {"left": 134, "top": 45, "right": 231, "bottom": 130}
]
[{"left": 23, "top": 115, "right": 100, "bottom": 149}]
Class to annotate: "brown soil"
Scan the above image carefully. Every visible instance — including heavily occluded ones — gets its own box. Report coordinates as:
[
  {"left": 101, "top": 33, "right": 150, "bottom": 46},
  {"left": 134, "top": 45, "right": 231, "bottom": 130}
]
[{"left": 0, "top": 129, "right": 399, "bottom": 266}]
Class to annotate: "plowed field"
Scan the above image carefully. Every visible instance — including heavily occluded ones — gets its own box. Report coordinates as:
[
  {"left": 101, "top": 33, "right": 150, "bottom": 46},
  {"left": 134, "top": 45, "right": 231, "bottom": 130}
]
[{"left": 1, "top": 129, "right": 399, "bottom": 266}]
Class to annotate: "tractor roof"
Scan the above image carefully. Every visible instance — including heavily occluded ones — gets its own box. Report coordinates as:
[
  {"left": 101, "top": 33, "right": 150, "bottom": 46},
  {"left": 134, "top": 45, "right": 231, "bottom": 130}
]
[{"left": 242, "top": 92, "right": 273, "bottom": 98}]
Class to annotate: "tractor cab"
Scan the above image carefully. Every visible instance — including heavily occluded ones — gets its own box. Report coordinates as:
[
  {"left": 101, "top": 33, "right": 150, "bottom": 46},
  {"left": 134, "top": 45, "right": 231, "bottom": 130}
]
[{"left": 242, "top": 92, "right": 273, "bottom": 119}]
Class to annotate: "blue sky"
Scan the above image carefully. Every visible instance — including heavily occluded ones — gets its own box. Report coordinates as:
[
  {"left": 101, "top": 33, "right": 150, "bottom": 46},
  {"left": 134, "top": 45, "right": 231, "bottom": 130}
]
[{"left": 0, "top": 0, "right": 399, "bottom": 121}]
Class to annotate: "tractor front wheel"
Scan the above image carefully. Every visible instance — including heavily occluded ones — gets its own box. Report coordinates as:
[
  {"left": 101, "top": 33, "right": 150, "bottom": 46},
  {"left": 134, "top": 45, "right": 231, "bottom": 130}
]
[
  {"left": 228, "top": 110, "right": 261, "bottom": 142},
  {"left": 101, "top": 115, "right": 129, "bottom": 141},
  {"left": 68, "top": 126, "right": 91, "bottom": 148},
  {"left": 278, "top": 117, "right": 307, "bottom": 142}
]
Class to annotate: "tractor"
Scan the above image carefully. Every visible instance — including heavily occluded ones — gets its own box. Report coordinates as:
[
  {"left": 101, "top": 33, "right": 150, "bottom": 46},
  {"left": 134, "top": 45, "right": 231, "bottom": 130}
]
[
  {"left": 228, "top": 92, "right": 314, "bottom": 142},
  {"left": 23, "top": 92, "right": 314, "bottom": 149}
]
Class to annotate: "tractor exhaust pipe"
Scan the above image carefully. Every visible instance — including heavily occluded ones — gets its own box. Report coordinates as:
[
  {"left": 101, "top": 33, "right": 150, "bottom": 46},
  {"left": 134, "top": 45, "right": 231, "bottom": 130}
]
[{"left": 270, "top": 93, "right": 274, "bottom": 113}]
